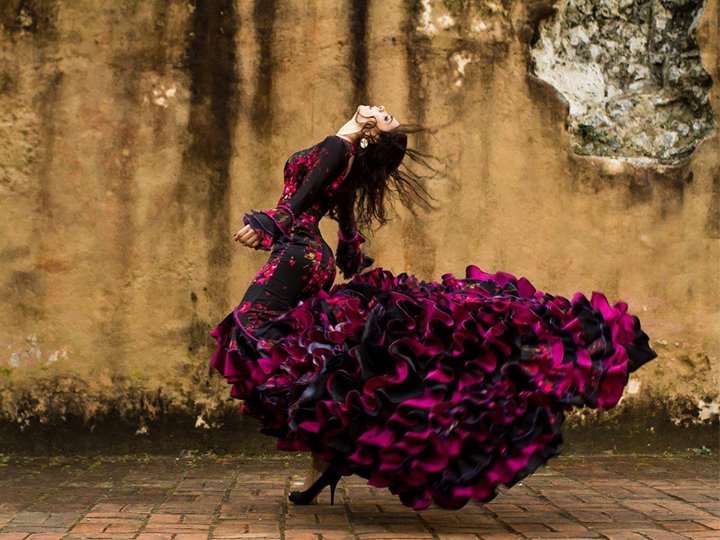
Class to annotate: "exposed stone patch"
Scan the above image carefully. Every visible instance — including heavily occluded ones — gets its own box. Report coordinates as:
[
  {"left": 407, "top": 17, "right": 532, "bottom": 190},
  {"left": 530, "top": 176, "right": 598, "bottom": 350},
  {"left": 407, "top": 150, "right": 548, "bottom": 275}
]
[{"left": 530, "top": 0, "right": 715, "bottom": 163}]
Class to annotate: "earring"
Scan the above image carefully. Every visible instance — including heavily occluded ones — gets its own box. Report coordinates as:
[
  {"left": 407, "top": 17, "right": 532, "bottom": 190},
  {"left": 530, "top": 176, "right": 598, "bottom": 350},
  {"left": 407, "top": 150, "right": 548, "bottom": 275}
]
[{"left": 359, "top": 136, "right": 369, "bottom": 149}]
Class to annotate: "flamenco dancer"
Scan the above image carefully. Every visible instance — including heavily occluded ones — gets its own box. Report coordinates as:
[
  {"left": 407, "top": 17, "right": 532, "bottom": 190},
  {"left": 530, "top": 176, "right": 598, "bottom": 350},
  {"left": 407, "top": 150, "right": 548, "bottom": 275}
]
[{"left": 210, "top": 104, "right": 658, "bottom": 510}]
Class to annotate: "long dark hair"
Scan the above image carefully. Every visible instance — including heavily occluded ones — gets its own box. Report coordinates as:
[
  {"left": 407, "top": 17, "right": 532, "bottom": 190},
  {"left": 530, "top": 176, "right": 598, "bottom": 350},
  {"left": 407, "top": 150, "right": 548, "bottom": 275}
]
[{"left": 331, "top": 112, "right": 443, "bottom": 232}]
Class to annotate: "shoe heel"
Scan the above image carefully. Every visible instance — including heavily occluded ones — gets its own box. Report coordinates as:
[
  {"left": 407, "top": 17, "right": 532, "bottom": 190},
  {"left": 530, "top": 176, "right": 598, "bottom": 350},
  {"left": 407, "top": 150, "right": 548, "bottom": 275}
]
[
  {"left": 329, "top": 479, "right": 337, "bottom": 505},
  {"left": 288, "top": 466, "right": 341, "bottom": 506}
]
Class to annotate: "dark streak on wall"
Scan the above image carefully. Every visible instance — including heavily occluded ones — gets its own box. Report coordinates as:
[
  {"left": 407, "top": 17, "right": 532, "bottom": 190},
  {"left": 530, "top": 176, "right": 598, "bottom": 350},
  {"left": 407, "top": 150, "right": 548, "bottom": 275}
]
[
  {"left": 251, "top": 0, "right": 276, "bottom": 173},
  {"left": 402, "top": 0, "right": 436, "bottom": 279},
  {"left": 35, "top": 70, "right": 62, "bottom": 222},
  {"left": 99, "top": 2, "right": 150, "bottom": 365},
  {"left": 180, "top": 0, "right": 239, "bottom": 320},
  {"left": 404, "top": 1, "right": 429, "bottom": 137},
  {"left": 149, "top": 0, "right": 172, "bottom": 142},
  {"left": 0, "top": 0, "right": 58, "bottom": 39},
  {"left": 1, "top": 0, "right": 59, "bottom": 327},
  {"left": 706, "top": 169, "right": 720, "bottom": 239},
  {"left": 349, "top": 0, "right": 369, "bottom": 106},
  {"left": 32, "top": 68, "right": 62, "bottom": 322},
  {"left": 31, "top": 1, "right": 60, "bottom": 327}
]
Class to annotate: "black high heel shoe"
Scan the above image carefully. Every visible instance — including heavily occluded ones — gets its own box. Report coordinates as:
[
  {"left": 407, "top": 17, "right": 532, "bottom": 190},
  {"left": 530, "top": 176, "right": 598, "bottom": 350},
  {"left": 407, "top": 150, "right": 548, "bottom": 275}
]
[{"left": 288, "top": 466, "right": 341, "bottom": 505}]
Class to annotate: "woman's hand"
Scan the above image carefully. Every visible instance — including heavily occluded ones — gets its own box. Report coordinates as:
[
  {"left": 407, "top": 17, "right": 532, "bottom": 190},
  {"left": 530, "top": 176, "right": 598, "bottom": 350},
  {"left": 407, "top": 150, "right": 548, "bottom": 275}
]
[{"left": 233, "top": 224, "right": 260, "bottom": 249}]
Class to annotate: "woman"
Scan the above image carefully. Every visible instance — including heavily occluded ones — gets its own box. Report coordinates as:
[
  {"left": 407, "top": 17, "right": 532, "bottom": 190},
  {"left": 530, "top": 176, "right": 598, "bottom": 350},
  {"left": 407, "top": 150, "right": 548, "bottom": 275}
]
[{"left": 210, "top": 105, "right": 658, "bottom": 510}]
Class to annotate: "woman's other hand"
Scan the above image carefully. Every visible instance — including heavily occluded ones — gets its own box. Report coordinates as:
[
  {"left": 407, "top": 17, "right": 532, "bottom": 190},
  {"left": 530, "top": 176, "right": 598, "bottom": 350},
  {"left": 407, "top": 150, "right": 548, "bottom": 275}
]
[{"left": 233, "top": 224, "right": 260, "bottom": 249}]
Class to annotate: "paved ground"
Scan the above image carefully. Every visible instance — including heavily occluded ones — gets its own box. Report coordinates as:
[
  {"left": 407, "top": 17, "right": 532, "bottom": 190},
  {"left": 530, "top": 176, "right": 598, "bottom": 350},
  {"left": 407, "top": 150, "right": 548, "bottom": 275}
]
[{"left": 0, "top": 452, "right": 717, "bottom": 540}]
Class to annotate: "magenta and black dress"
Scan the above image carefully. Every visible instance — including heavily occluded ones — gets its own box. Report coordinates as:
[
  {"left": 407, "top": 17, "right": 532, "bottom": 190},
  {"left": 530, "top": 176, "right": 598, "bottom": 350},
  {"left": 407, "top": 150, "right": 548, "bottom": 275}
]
[{"left": 210, "top": 134, "right": 658, "bottom": 510}]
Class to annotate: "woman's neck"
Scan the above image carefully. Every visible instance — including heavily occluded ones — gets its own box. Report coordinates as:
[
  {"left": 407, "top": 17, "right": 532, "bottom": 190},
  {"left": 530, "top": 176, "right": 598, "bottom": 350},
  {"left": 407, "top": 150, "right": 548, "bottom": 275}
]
[{"left": 335, "top": 118, "right": 363, "bottom": 145}]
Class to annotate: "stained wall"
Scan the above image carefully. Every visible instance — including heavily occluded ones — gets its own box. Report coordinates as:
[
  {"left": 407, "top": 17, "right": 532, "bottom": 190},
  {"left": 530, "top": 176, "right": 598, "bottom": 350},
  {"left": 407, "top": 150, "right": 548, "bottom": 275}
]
[{"left": 0, "top": 0, "right": 717, "bottom": 450}]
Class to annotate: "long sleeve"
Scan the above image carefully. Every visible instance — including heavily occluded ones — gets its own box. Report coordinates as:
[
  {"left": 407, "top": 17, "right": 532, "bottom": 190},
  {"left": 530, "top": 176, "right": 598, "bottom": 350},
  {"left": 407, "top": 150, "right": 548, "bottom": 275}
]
[
  {"left": 335, "top": 192, "right": 374, "bottom": 279},
  {"left": 242, "top": 135, "right": 349, "bottom": 250}
]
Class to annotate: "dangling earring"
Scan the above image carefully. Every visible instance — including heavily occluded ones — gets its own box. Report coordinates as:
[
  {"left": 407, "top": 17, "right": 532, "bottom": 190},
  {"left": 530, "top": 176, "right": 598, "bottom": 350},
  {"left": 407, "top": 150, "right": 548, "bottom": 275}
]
[{"left": 359, "top": 136, "right": 369, "bottom": 149}]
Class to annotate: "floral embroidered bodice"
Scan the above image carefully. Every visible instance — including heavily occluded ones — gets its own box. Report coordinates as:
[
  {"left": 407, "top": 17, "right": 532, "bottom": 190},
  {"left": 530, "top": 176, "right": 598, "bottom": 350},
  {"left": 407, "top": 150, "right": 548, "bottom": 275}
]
[{"left": 242, "top": 134, "right": 374, "bottom": 279}]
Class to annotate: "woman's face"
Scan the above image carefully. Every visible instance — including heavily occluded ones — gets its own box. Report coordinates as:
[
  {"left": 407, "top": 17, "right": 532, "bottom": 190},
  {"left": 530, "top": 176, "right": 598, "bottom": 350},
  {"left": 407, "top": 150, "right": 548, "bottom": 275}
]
[{"left": 356, "top": 104, "right": 400, "bottom": 135}]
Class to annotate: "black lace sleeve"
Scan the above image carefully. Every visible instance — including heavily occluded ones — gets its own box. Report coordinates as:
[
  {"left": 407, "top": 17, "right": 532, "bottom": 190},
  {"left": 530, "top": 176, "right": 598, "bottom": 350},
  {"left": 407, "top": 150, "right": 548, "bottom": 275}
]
[{"left": 242, "top": 135, "right": 349, "bottom": 250}]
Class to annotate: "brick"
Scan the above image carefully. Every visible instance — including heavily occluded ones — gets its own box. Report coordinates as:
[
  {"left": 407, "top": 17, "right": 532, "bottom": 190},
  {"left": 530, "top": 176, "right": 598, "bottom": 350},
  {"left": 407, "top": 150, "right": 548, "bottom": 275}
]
[
  {"left": 318, "top": 533, "right": 355, "bottom": 540},
  {"left": 69, "top": 522, "right": 107, "bottom": 533},
  {"left": 547, "top": 523, "right": 592, "bottom": 532},
  {"left": 147, "top": 514, "right": 182, "bottom": 524},
  {"left": 597, "top": 532, "right": 648, "bottom": 540},
  {"left": 283, "top": 533, "right": 320, "bottom": 540},
  {"left": 694, "top": 518, "right": 720, "bottom": 530},
  {"left": 660, "top": 520, "right": 715, "bottom": 532}
]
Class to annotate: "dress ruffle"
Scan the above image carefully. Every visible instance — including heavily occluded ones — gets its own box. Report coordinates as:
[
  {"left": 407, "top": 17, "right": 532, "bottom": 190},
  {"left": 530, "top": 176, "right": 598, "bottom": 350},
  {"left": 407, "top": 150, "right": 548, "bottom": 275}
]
[
  {"left": 209, "top": 265, "right": 657, "bottom": 510},
  {"left": 335, "top": 228, "right": 375, "bottom": 279},
  {"left": 242, "top": 204, "right": 295, "bottom": 251}
]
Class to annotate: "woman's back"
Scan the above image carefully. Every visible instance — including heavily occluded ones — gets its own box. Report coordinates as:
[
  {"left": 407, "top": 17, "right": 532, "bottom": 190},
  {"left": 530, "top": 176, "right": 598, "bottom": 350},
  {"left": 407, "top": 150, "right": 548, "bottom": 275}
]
[{"left": 227, "top": 135, "right": 369, "bottom": 341}]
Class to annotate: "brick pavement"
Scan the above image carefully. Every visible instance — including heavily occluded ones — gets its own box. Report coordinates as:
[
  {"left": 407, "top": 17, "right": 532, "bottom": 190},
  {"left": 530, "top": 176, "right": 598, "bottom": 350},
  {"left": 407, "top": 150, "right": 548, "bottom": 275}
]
[{"left": 0, "top": 453, "right": 717, "bottom": 540}]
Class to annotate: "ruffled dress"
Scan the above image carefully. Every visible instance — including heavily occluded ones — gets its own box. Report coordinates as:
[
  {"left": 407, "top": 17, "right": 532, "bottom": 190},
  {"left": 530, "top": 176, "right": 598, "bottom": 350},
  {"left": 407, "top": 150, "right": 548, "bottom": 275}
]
[{"left": 210, "top": 135, "right": 658, "bottom": 510}]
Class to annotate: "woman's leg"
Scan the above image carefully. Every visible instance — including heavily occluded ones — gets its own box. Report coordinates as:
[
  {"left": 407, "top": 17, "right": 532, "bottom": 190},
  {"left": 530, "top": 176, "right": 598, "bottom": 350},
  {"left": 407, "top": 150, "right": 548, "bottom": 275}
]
[
  {"left": 300, "top": 451, "right": 330, "bottom": 491},
  {"left": 236, "top": 240, "right": 337, "bottom": 497}
]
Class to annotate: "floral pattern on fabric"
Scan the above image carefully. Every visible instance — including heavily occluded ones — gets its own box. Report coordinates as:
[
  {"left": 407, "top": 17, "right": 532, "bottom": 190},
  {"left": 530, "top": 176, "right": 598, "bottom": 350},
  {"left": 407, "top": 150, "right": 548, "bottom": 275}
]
[{"left": 224, "top": 134, "right": 361, "bottom": 340}]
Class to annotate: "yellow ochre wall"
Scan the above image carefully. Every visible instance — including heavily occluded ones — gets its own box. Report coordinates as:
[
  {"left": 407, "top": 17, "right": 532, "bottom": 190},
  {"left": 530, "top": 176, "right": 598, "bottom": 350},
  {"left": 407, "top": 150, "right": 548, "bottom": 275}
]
[{"left": 0, "top": 0, "right": 717, "bottom": 445}]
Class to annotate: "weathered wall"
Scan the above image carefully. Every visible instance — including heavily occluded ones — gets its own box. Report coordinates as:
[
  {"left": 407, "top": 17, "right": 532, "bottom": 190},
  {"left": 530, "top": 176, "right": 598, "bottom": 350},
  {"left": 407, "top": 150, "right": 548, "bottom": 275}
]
[{"left": 0, "top": 0, "right": 717, "bottom": 452}]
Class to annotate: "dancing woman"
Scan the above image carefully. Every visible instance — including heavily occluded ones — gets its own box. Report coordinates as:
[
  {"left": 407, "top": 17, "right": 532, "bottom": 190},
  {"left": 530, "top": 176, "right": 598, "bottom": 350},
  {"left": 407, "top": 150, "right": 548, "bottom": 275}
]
[
  {"left": 210, "top": 105, "right": 657, "bottom": 510},
  {"left": 220, "top": 104, "right": 435, "bottom": 502}
]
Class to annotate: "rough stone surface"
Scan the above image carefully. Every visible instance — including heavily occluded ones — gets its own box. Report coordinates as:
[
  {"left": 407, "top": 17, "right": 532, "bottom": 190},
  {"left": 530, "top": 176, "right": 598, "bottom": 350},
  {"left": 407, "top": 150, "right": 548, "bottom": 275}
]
[
  {"left": 0, "top": 0, "right": 717, "bottom": 444},
  {"left": 531, "top": 0, "right": 715, "bottom": 162}
]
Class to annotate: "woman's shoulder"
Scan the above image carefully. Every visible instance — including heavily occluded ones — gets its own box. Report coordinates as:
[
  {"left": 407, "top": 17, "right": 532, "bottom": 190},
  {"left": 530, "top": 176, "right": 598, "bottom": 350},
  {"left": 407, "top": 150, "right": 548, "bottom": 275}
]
[{"left": 321, "top": 134, "right": 355, "bottom": 154}]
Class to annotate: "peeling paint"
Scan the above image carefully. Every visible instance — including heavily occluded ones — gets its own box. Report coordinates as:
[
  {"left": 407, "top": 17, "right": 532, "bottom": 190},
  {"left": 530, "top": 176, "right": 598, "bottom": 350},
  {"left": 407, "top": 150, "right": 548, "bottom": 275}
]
[
  {"left": 472, "top": 18, "right": 489, "bottom": 32},
  {"left": 627, "top": 377, "right": 641, "bottom": 395},
  {"left": 436, "top": 14, "right": 454, "bottom": 29},
  {"left": 8, "top": 335, "right": 41, "bottom": 367},
  {"left": 146, "top": 82, "right": 177, "bottom": 108},
  {"left": 416, "top": 0, "right": 437, "bottom": 35},
  {"left": 697, "top": 399, "right": 720, "bottom": 422},
  {"left": 450, "top": 50, "right": 475, "bottom": 87}
]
